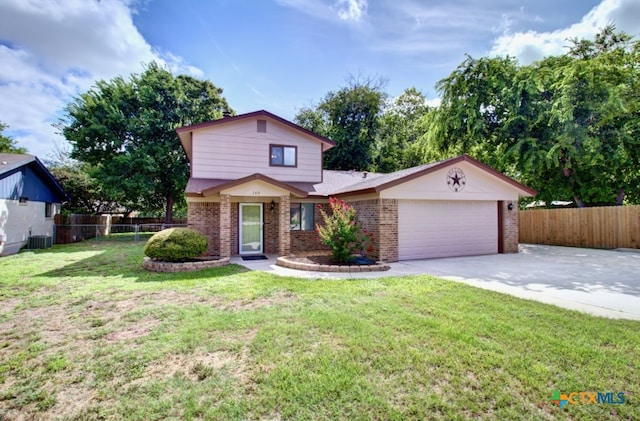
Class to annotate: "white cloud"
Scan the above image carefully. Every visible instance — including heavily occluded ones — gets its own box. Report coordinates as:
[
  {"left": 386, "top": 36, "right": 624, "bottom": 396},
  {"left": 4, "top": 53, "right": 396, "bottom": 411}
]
[
  {"left": 0, "top": 0, "right": 203, "bottom": 157},
  {"left": 490, "top": 0, "right": 640, "bottom": 64},
  {"left": 367, "top": 1, "right": 518, "bottom": 55},
  {"left": 275, "top": 0, "right": 368, "bottom": 24},
  {"left": 333, "top": 0, "right": 367, "bottom": 22}
]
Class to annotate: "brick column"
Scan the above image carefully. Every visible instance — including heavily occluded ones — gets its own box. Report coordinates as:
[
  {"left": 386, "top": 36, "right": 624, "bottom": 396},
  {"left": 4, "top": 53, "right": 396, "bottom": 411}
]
[
  {"left": 378, "top": 199, "right": 399, "bottom": 262},
  {"left": 500, "top": 200, "right": 519, "bottom": 253},
  {"left": 278, "top": 195, "right": 290, "bottom": 256},
  {"left": 187, "top": 201, "right": 220, "bottom": 256},
  {"left": 219, "top": 194, "right": 231, "bottom": 258}
]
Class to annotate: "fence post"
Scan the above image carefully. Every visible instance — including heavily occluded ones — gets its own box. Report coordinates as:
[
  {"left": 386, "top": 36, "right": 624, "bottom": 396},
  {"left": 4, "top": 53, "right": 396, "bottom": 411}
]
[
  {"left": 135, "top": 224, "right": 139, "bottom": 242},
  {"left": 95, "top": 225, "right": 99, "bottom": 242}
]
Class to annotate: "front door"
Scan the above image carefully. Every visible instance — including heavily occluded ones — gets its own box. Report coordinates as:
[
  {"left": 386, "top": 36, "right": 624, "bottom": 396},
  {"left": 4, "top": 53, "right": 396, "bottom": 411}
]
[{"left": 239, "top": 203, "right": 263, "bottom": 254}]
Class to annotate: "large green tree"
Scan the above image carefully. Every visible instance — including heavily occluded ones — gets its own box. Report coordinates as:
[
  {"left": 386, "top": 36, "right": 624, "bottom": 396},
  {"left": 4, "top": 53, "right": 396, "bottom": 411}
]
[
  {"left": 423, "top": 26, "right": 640, "bottom": 206},
  {"left": 295, "top": 77, "right": 386, "bottom": 171},
  {"left": 61, "top": 63, "right": 233, "bottom": 222},
  {"left": 372, "top": 87, "right": 432, "bottom": 172},
  {"left": 0, "top": 122, "right": 27, "bottom": 154}
]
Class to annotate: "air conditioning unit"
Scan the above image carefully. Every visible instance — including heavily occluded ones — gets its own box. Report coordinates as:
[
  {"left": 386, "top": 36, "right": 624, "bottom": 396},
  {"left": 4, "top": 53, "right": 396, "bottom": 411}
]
[{"left": 28, "top": 235, "right": 52, "bottom": 249}]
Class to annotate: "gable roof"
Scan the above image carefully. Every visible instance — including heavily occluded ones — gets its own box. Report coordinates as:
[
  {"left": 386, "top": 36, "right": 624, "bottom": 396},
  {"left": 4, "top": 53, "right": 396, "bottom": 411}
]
[
  {"left": 0, "top": 153, "right": 68, "bottom": 201},
  {"left": 0, "top": 153, "right": 34, "bottom": 175},
  {"left": 328, "top": 155, "right": 536, "bottom": 196},
  {"left": 176, "top": 110, "right": 336, "bottom": 162},
  {"left": 184, "top": 154, "right": 536, "bottom": 199},
  {"left": 187, "top": 173, "right": 308, "bottom": 198}
]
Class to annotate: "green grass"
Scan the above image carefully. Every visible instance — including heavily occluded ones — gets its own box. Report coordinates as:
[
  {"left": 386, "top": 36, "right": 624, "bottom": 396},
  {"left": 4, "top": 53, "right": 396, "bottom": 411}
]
[{"left": 0, "top": 241, "right": 638, "bottom": 420}]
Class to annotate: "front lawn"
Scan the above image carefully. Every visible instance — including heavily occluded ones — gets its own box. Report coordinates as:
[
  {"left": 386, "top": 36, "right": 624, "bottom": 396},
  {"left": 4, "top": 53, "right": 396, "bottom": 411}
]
[{"left": 0, "top": 241, "right": 638, "bottom": 420}]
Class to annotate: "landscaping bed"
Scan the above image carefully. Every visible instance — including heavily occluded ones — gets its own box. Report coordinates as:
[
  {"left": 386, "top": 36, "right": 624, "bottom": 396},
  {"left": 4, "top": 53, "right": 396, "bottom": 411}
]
[{"left": 277, "top": 252, "right": 390, "bottom": 272}]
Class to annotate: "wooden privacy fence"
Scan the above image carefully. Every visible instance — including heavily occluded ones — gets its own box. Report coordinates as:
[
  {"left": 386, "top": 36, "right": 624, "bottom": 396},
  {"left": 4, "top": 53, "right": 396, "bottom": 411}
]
[{"left": 519, "top": 205, "right": 640, "bottom": 249}]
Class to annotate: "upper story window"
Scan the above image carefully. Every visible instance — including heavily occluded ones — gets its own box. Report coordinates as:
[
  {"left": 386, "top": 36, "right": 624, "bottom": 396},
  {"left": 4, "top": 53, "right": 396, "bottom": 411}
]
[{"left": 270, "top": 144, "right": 297, "bottom": 167}]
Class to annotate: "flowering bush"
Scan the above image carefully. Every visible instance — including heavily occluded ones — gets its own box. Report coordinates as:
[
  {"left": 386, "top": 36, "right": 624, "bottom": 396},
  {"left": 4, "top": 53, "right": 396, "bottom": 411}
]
[{"left": 316, "top": 197, "right": 373, "bottom": 264}]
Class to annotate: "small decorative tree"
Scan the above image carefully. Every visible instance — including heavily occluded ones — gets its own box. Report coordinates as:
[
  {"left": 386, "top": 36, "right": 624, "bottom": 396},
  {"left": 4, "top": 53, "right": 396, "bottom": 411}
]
[{"left": 316, "top": 197, "right": 373, "bottom": 264}]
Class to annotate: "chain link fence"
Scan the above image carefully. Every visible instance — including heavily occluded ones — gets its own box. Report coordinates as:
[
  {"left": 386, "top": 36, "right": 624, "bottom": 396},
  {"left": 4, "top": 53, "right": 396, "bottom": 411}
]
[{"left": 54, "top": 223, "right": 188, "bottom": 244}]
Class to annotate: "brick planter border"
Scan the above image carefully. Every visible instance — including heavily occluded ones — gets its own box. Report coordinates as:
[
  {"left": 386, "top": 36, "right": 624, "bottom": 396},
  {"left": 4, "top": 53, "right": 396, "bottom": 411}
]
[
  {"left": 276, "top": 256, "right": 390, "bottom": 273},
  {"left": 142, "top": 257, "right": 230, "bottom": 273}
]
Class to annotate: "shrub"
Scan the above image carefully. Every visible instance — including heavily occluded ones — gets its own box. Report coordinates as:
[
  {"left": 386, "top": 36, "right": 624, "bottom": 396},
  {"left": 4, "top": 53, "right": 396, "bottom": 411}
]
[
  {"left": 144, "top": 228, "right": 208, "bottom": 262},
  {"left": 316, "top": 197, "right": 373, "bottom": 264}
]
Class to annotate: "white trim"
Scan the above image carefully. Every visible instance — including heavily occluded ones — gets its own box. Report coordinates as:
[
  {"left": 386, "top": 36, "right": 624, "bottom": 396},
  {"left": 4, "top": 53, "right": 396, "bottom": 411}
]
[{"left": 239, "top": 203, "right": 263, "bottom": 255}]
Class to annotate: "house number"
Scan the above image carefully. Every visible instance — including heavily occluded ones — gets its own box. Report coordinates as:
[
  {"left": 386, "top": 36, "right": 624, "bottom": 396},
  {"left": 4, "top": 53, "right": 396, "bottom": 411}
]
[{"left": 252, "top": 191, "right": 261, "bottom": 195}]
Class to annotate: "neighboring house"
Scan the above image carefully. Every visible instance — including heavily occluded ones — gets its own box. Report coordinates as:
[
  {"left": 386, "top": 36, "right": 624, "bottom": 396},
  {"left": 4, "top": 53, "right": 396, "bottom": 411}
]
[
  {"left": 0, "top": 154, "right": 67, "bottom": 256},
  {"left": 177, "top": 110, "right": 535, "bottom": 262}
]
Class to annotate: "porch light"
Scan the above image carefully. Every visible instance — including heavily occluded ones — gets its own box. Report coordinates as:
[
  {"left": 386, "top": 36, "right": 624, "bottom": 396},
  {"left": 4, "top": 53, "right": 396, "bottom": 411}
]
[
  {"left": 507, "top": 202, "right": 514, "bottom": 211},
  {"left": 270, "top": 200, "right": 276, "bottom": 212}
]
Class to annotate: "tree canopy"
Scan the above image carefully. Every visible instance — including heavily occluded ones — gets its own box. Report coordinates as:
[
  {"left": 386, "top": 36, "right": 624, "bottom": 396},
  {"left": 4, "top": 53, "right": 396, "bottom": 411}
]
[
  {"left": 371, "top": 87, "right": 431, "bottom": 172},
  {"left": 295, "top": 77, "right": 387, "bottom": 171},
  {"left": 422, "top": 25, "right": 640, "bottom": 206},
  {"left": 0, "top": 122, "right": 27, "bottom": 154},
  {"left": 61, "top": 63, "right": 233, "bottom": 221}
]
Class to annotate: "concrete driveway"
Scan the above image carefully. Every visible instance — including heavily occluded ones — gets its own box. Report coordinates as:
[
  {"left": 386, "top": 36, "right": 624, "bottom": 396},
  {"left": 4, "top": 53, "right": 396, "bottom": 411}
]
[
  {"left": 394, "top": 244, "right": 640, "bottom": 320},
  {"left": 234, "top": 244, "right": 640, "bottom": 320}
]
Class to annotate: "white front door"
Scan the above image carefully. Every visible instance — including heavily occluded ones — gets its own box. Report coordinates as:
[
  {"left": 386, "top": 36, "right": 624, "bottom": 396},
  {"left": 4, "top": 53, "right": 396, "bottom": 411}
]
[{"left": 239, "top": 203, "right": 263, "bottom": 254}]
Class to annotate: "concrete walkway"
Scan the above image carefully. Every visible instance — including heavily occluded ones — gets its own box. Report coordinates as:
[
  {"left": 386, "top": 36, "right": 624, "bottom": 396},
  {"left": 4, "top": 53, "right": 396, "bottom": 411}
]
[{"left": 231, "top": 244, "right": 640, "bottom": 320}]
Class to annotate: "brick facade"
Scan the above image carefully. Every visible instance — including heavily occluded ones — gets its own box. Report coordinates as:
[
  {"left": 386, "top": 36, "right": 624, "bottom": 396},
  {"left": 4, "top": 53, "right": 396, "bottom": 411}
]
[
  {"left": 264, "top": 201, "right": 279, "bottom": 254},
  {"left": 189, "top": 196, "right": 513, "bottom": 261},
  {"left": 219, "top": 195, "right": 231, "bottom": 258},
  {"left": 278, "top": 196, "right": 291, "bottom": 256},
  {"left": 347, "top": 198, "right": 399, "bottom": 263},
  {"left": 187, "top": 201, "right": 220, "bottom": 256},
  {"left": 290, "top": 203, "right": 330, "bottom": 253},
  {"left": 500, "top": 200, "right": 519, "bottom": 253},
  {"left": 231, "top": 203, "right": 238, "bottom": 255},
  {"left": 378, "top": 199, "right": 399, "bottom": 262}
]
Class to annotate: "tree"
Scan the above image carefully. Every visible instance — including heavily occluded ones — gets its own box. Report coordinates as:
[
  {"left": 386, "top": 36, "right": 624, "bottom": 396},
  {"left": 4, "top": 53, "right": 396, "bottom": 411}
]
[
  {"left": 422, "top": 26, "right": 640, "bottom": 206},
  {"left": 295, "top": 77, "right": 386, "bottom": 171},
  {"left": 0, "top": 122, "right": 27, "bottom": 154},
  {"left": 61, "top": 63, "right": 233, "bottom": 222},
  {"left": 424, "top": 55, "right": 520, "bottom": 170},
  {"left": 45, "top": 142, "right": 119, "bottom": 214},
  {"left": 372, "top": 87, "right": 431, "bottom": 172}
]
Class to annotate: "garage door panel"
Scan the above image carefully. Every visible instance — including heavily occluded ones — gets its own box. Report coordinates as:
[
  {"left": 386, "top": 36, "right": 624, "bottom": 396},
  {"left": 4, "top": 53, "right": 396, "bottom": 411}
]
[{"left": 398, "top": 200, "right": 497, "bottom": 260}]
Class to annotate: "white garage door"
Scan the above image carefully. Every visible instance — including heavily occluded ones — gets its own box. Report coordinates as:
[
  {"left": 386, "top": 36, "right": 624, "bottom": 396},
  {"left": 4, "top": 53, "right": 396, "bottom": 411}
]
[{"left": 398, "top": 200, "right": 498, "bottom": 260}]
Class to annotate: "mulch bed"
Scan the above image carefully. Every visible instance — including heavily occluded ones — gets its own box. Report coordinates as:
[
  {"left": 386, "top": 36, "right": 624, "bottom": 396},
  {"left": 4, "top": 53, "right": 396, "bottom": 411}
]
[{"left": 287, "top": 254, "right": 373, "bottom": 266}]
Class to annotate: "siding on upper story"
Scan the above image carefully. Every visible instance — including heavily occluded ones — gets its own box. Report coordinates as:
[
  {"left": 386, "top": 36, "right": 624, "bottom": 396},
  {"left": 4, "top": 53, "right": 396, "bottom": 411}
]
[{"left": 191, "top": 117, "right": 323, "bottom": 183}]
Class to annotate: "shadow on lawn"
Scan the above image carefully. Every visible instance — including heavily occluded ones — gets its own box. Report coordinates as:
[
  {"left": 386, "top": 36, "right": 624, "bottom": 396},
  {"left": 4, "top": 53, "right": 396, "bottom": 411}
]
[{"left": 33, "top": 241, "right": 249, "bottom": 282}]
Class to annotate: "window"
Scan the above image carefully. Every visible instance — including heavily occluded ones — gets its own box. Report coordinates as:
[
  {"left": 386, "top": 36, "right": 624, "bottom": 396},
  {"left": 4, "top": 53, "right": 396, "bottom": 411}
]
[
  {"left": 290, "top": 203, "right": 314, "bottom": 231},
  {"left": 270, "top": 145, "right": 296, "bottom": 167},
  {"left": 45, "top": 202, "right": 52, "bottom": 218}
]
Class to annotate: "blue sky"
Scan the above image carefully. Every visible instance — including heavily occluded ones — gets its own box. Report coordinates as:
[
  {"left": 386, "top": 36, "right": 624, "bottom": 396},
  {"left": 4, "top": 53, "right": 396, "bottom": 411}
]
[{"left": 1, "top": 0, "right": 639, "bottom": 159}]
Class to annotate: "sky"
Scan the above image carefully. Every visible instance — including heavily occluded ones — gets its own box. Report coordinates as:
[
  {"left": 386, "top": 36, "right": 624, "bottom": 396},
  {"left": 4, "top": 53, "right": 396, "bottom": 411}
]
[{"left": 1, "top": 0, "right": 640, "bottom": 159}]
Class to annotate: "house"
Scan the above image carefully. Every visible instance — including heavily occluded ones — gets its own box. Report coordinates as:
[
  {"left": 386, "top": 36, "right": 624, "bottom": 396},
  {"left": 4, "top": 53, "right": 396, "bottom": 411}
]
[
  {"left": 177, "top": 110, "right": 535, "bottom": 262},
  {"left": 0, "top": 154, "right": 67, "bottom": 256}
]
